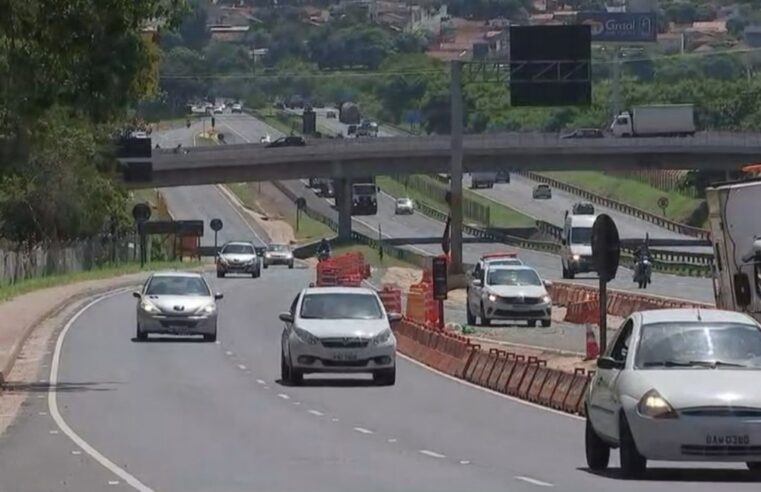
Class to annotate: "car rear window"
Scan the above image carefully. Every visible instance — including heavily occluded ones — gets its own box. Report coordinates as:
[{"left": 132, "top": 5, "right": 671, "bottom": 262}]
[{"left": 300, "top": 293, "right": 383, "bottom": 319}]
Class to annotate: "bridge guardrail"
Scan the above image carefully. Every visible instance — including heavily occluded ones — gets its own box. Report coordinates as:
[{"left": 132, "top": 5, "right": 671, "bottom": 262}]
[{"left": 520, "top": 171, "right": 711, "bottom": 240}]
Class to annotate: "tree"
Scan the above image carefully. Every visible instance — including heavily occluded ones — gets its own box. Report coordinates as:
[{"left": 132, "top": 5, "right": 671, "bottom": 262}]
[{"left": 178, "top": 0, "right": 210, "bottom": 50}]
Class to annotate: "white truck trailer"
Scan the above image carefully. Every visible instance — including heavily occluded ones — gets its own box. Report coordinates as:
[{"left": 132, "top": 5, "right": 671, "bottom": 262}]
[
  {"left": 610, "top": 104, "right": 695, "bottom": 137},
  {"left": 707, "top": 178, "right": 761, "bottom": 323}
]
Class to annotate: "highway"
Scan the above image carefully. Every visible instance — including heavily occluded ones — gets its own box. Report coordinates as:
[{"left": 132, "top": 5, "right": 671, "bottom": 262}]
[{"left": 2, "top": 269, "right": 756, "bottom": 490}]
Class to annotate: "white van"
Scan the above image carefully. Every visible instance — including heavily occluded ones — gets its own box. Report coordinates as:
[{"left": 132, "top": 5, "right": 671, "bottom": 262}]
[{"left": 560, "top": 213, "right": 596, "bottom": 279}]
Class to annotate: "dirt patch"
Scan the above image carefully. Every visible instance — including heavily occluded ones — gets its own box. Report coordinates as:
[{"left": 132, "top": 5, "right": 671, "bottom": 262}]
[
  {"left": 379, "top": 267, "right": 423, "bottom": 290},
  {"left": 217, "top": 185, "right": 296, "bottom": 244}
]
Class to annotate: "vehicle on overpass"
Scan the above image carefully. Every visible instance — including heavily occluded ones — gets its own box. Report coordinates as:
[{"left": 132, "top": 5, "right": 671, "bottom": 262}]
[
  {"left": 357, "top": 120, "right": 379, "bottom": 137},
  {"left": 707, "top": 177, "right": 761, "bottom": 323},
  {"left": 532, "top": 183, "right": 552, "bottom": 199},
  {"left": 466, "top": 265, "right": 552, "bottom": 327},
  {"left": 216, "top": 241, "right": 261, "bottom": 278},
  {"left": 133, "top": 271, "right": 223, "bottom": 342},
  {"left": 585, "top": 308, "right": 761, "bottom": 478},
  {"left": 326, "top": 110, "right": 337, "bottom": 119},
  {"left": 610, "top": 104, "right": 695, "bottom": 138},
  {"left": 572, "top": 202, "right": 595, "bottom": 215},
  {"left": 263, "top": 243, "right": 294, "bottom": 269},
  {"left": 351, "top": 182, "right": 378, "bottom": 215},
  {"left": 394, "top": 197, "right": 414, "bottom": 215},
  {"left": 561, "top": 128, "right": 604, "bottom": 139},
  {"left": 560, "top": 212, "right": 596, "bottom": 279},
  {"left": 495, "top": 170, "right": 511, "bottom": 183},
  {"left": 317, "top": 179, "right": 335, "bottom": 198},
  {"left": 470, "top": 171, "right": 497, "bottom": 189},
  {"left": 279, "top": 286, "right": 400, "bottom": 386},
  {"left": 266, "top": 135, "right": 305, "bottom": 148}
]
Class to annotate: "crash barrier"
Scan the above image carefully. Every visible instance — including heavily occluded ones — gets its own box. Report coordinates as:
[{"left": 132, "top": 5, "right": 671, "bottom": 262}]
[
  {"left": 519, "top": 170, "right": 711, "bottom": 240},
  {"left": 393, "top": 319, "right": 477, "bottom": 378},
  {"left": 315, "top": 252, "right": 370, "bottom": 287},
  {"left": 378, "top": 284, "right": 403, "bottom": 315},
  {"left": 564, "top": 299, "right": 599, "bottom": 324},
  {"left": 386, "top": 175, "right": 491, "bottom": 225},
  {"left": 549, "top": 281, "right": 714, "bottom": 318},
  {"left": 404, "top": 271, "right": 439, "bottom": 327}
]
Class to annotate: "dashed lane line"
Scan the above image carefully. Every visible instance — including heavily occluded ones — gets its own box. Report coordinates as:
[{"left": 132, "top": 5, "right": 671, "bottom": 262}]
[
  {"left": 515, "top": 476, "right": 554, "bottom": 487},
  {"left": 419, "top": 450, "right": 446, "bottom": 459},
  {"left": 353, "top": 427, "right": 373, "bottom": 435}
]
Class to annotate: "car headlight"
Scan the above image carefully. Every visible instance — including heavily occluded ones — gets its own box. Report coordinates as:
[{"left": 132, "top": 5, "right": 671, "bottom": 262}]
[
  {"left": 542, "top": 295, "right": 551, "bottom": 304},
  {"left": 637, "top": 389, "right": 678, "bottom": 419},
  {"left": 373, "top": 328, "right": 392, "bottom": 345},
  {"left": 294, "top": 326, "right": 319, "bottom": 345},
  {"left": 488, "top": 293, "right": 497, "bottom": 302},
  {"left": 200, "top": 303, "right": 216, "bottom": 314},
  {"left": 572, "top": 254, "right": 581, "bottom": 261},
  {"left": 140, "top": 300, "right": 160, "bottom": 313},
  {"left": 265, "top": 253, "right": 272, "bottom": 258}
]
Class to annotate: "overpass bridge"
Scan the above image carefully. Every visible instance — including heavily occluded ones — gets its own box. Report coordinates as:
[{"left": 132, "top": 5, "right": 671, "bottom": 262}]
[{"left": 131, "top": 131, "right": 761, "bottom": 189}]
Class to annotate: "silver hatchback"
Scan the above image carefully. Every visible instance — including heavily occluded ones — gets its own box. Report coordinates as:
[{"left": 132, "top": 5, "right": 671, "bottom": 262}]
[{"left": 134, "top": 272, "right": 223, "bottom": 342}]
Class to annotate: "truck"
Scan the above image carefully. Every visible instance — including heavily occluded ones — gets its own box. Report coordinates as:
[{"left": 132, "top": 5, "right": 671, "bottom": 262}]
[
  {"left": 706, "top": 178, "right": 761, "bottom": 323},
  {"left": 339, "top": 102, "right": 361, "bottom": 125},
  {"left": 351, "top": 177, "right": 378, "bottom": 215},
  {"left": 470, "top": 171, "right": 497, "bottom": 189},
  {"left": 609, "top": 104, "right": 695, "bottom": 138}
]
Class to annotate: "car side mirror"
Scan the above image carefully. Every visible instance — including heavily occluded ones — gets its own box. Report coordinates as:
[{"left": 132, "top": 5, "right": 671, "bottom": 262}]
[
  {"left": 132, "top": 291, "right": 142, "bottom": 299},
  {"left": 472, "top": 279, "right": 482, "bottom": 287},
  {"left": 387, "top": 312, "right": 403, "bottom": 322},
  {"left": 597, "top": 356, "right": 624, "bottom": 370},
  {"left": 279, "top": 312, "right": 294, "bottom": 323},
  {"left": 214, "top": 293, "right": 224, "bottom": 300}
]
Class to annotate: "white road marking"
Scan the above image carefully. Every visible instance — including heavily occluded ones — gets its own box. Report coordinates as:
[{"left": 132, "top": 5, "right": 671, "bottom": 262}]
[
  {"left": 459, "top": 460, "right": 471, "bottom": 465},
  {"left": 292, "top": 401, "right": 301, "bottom": 406},
  {"left": 262, "top": 386, "right": 270, "bottom": 390},
  {"left": 307, "top": 409, "right": 323, "bottom": 416},
  {"left": 237, "top": 364, "right": 247, "bottom": 370},
  {"left": 37, "top": 395, "right": 45, "bottom": 399},
  {"left": 256, "top": 379, "right": 266, "bottom": 384},
  {"left": 214, "top": 341, "right": 221, "bottom": 345},
  {"left": 48, "top": 430, "right": 59, "bottom": 434},
  {"left": 353, "top": 427, "right": 373, "bottom": 435},
  {"left": 387, "top": 438, "right": 397, "bottom": 443},
  {"left": 108, "top": 481, "right": 120, "bottom": 486},
  {"left": 277, "top": 393, "right": 290, "bottom": 400},
  {"left": 515, "top": 476, "right": 554, "bottom": 487},
  {"left": 49, "top": 289, "right": 156, "bottom": 492},
  {"left": 225, "top": 350, "right": 233, "bottom": 356},
  {"left": 39, "top": 379, "right": 47, "bottom": 383},
  {"left": 38, "top": 411, "right": 48, "bottom": 416},
  {"left": 72, "top": 450, "right": 82, "bottom": 455},
  {"left": 331, "top": 418, "right": 340, "bottom": 422},
  {"left": 419, "top": 450, "right": 446, "bottom": 459},
  {"left": 215, "top": 184, "right": 267, "bottom": 244}
]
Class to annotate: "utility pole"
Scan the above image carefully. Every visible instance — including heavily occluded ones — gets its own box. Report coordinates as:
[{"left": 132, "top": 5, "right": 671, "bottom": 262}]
[
  {"left": 611, "top": 48, "right": 622, "bottom": 118},
  {"left": 449, "top": 60, "right": 464, "bottom": 279}
]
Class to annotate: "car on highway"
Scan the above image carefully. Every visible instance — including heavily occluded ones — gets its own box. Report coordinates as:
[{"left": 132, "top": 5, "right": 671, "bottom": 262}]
[
  {"left": 585, "top": 308, "right": 761, "bottom": 478},
  {"left": 279, "top": 286, "right": 400, "bottom": 385},
  {"left": 496, "top": 170, "right": 511, "bottom": 183},
  {"left": 231, "top": 103, "right": 243, "bottom": 113},
  {"left": 467, "top": 252, "right": 524, "bottom": 295},
  {"left": 561, "top": 128, "right": 604, "bottom": 139},
  {"left": 133, "top": 271, "right": 222, "bottom": 342},
  {"left": 214, "top": 105, "right": 225, "bottom": 114},
  {"left": 532, "top": 184, "right": 552, "bottom": 199},
  {"left": 394, "top": 197, "right": 414, "bottom": 215},
  {"left": 326, "top": 110, "right": 337, "bottom": 119},
  {"left": 466, "top": 265, "right": 552, "bottom": 327},
  {"left": 572, "top": 202, "right": 595, "bottom": 215},
  {"left": 216, "top": 241, "right": 261, "bottom": 278},
  {"left": 266, "top": 135, "right": 306, "bottom": 148},
  {"left": 263, "top": 243, "right": 294, "bottom": 269},
  {"left": 260, "top": 134, "right": 271, "bottom": 144},
  {"left": 560, "top": 213, "right": 596, "bottom": 279}
]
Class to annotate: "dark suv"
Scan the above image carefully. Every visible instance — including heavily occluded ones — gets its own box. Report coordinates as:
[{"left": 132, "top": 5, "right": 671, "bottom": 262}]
[{"left": 266, "top": 136, "right": 306, "bottom": 148}]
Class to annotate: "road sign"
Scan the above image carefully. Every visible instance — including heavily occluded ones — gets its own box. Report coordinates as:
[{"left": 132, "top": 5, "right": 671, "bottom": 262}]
[
  {"left": 577, "top": 12, "right": 657, "bottom": 43},
  {"left": 132, "top": 203, "right": 151, "bottom": 223},
  {"left": 296, "top": 197, "right": 307, "bottom": 210},
  {"left": 210, "top": 218, "right": 223, "bottom": 231},
  {"left": 591, "top": 214, "right": 620, "bottom": 283},
  {"left": 657, "top": 196, "right": 669, "bottom": 210}
]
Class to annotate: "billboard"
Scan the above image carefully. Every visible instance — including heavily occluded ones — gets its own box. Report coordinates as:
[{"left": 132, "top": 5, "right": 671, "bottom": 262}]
[{"left": 577, "top": 12, "right": 657, "bottom": 42}]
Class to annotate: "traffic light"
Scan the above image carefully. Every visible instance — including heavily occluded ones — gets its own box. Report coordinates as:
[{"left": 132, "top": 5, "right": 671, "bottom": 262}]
[{"left": 432, "top": 256, "right": 448, "bottom": 300}]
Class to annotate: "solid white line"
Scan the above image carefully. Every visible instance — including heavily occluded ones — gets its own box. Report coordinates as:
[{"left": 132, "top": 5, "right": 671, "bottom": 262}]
[
  {"left": 49, "top": 289, "right": 155, "bottom": 492},
  {"left": 419, "top": 450, "right": 446, "bottom": 459},
  {"left": 353, "top": 427, "right": 373, "bottom": 435},
  {"left": 515, "top": 476, "right": 554, "bottom": 487},
  {"left": 307, "top": 409, "right": 323, "bottom": 416},
  {"left": 277, "top": 393, "right": 290, "bottom": 400},
  {"left": 214, "top": 184, "right": 267, "bottom": 244}
]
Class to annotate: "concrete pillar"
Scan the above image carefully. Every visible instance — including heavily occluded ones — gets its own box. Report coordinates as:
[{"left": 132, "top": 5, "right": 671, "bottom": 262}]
[
  {"left": 337, "top": 177, "right": 353, "bottom": 241},
  {"left": 449, "top": 60, "right": 464, "bottom": 279}
]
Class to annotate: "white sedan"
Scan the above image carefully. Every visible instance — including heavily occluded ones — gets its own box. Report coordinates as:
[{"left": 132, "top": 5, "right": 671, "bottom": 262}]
[
  {"left": 585, "top": 308, "right": 761, "bottom": 478},
  {"left": 279, "top": 287, "right": 401, "bottom": 386}
]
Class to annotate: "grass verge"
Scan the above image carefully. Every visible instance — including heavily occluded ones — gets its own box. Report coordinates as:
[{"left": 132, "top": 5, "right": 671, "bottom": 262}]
[
  {"left": 541, "top": 171, "right": 704, "bottom": 224},
  {"left": 0, "top": 260, "right": 205, "bottom": 303},
  {"left": 377, "top": 175, "right": 534, "bottom": 228}
]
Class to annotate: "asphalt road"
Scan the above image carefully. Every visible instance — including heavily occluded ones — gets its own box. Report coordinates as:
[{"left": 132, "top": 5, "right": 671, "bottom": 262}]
[
  {"left": 287, "top": 107, "right": 405, "bottom": 138},
  {"left": 1, "top": 270, "right": 755, "bottom": 491}
]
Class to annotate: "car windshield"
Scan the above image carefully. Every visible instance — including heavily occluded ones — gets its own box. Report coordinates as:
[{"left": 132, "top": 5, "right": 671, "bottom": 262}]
[
  {"left": 397, "top": 198, "right": 411, "bottom": 204},
  {"left": 486, "top": 269, "right": 542, "bottom": 287},
  {"left": 571, "top": 227, "right": 593, "bottom": 244},
  {"left": 635, "top": 322, "right": 761, "bottom": 369},
  {"left": 354, "top": 184, "right": 376, "bottom": 194},
  {"left": 222, "top": 244, "right": 254, "bottom": 255},
  {"left": 268, "top": 244, "right": 289, "bottom": 252},
  {"left": 300, "top": 293, "right": 383, "bottom": 320},
  {"left": 538, "top": 185, "right": 549, "bottom": 189},
  {"left": 145, "top": 276, "right": 210, "bottom": 296}
]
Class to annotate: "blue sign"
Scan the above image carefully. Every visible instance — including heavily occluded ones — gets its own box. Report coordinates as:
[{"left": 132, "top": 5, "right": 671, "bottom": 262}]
[{"left": 577, "top": 12, "right": 657, "bottom": 42}]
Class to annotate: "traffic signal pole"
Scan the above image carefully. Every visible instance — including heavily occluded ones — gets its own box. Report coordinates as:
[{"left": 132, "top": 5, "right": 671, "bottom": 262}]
[{"left": 449, "top": 61, "right": 464, "bottom": 282}]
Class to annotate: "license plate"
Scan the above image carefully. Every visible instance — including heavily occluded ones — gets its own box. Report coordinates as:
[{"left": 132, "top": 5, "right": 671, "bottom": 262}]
[
  {"left": 705, "top": 434, "right": 750, "bottom": 446},
  {"left": 333, "top": 353, "right": 359, "bottom": 361}
]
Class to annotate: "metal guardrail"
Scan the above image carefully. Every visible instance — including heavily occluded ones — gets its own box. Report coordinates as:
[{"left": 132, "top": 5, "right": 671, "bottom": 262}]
[{"left": 522, "top": 171, "right": 711, "bottom": 240}]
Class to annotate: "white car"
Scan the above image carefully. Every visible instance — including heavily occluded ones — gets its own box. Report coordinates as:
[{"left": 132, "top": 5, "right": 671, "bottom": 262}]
[
  {"left": 216, "top": 241, "right": 260, "bottom": 278},
  {"left": 279, "top": 287, "right": 400, "bottom": 386},
  {"left": 231, "top": 103, "right": 243, "bottom": 113},
  {"left": 394, "top": 197, "right": 414, "bottom": 215},
  {"left": 260, "top": 134, "right": 272, "bottom": 144},
  {"left": 585, "top": 308, "right": 761, "bottom": 478},
  {"left": 466, "top": 265, "right": 552, "bottom": 327},
  {"left": 133, "top": 271, "right": 223, "bottom": 342},
  {"left": 263, "top": 243, "right": 294, "bottom": 269}
]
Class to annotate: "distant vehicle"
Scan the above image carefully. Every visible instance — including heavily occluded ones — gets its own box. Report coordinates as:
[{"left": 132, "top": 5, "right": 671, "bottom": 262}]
[
  {"left": 231, "top": 103, "right": 243, "bottom": 113},
  {"left": 357, "top": 120, "right": 379, "bottom": 137},
  {"left": 266, "top": 136, "right": 305, "bottom": 148},
  {"left": 471, "top": 171, "right": 497, "bottom": 189},
  {"left": 561, "top": 128, "right": 604, "bottom": 139},
  {"left": 217, "top": 241, "right": 260, "bottom": 279},
  {"left": 133, "top": 271, "right": 223, "bottom": 342},
  {"left": 318, "top": 180, "right": 335, "bottom": 198},
  {"left": 585, "top": 308, "right": 761, "bottom": 478},
  {"left": 532, "top": 184, "right": 552, "bottom": 199},
  {"left": 339, "top": 102, "right": 361, "bottom": 125},
  {"left": 496, "top": 170, "right": 511, "bottom": 183},
  {"left": 466, "top": 265, "right": 552, "bottom": 327},
  {"left": 326, "top": 110, "right": 337, "bottom": 119},
  {"left": 347, "top": 124, "right": 358, "bottom": 136},
  {"left": 560, "top": 213, "right": 596, "bottom": 279},
  {"left": 130, "top": 131, "right": 149, "bottom": 139},
  {"left": 394, "top": 197, "right": 414, "bottom": 215},
  {"left": 260, "top": 134, "right": 272, "bottom": 144},
  {"left": 263, "top": 243, "right": 294, "bottom": 269},
  {"left": 285, "top": 95, "right": 305, "bottom": 109},
  {"left": 352, "top": 182, "right": 378, "bottom": 215},
  {"left": 610, "top": 104, "right": 695, "bottom": 138},
  {"left": 279, "top": 286, "right": 400, "bottom": 386},
  {"left": 572, "top": 202, "right": 595, "bottom": 215},
  {"left": 214, "top": 106, "right": 224, "bottom": 114}
]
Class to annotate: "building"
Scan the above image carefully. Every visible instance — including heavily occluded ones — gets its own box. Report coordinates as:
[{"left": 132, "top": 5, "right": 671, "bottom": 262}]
[
  {"left": 208, "top": 25, "right": 250, "bottom": 43},
  {"left": 369, "top": 1, "right": 447, "bottom": 36}
]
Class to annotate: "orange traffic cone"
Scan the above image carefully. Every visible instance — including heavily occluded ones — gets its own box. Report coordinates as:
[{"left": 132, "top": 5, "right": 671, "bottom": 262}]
[{"left": 584, "top": 324, "right": 600, "bottom": 361}]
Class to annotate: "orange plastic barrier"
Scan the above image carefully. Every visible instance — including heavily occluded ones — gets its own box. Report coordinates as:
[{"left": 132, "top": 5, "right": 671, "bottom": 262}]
[
  {"left": 378, "top": 284, "right": 403, "bottom": 314},
  {"left": 564, "top": 299, "right": 599, "bottom": 324},
  {"left": 316, "top": 252, "right": 370, "bottom": 287}
]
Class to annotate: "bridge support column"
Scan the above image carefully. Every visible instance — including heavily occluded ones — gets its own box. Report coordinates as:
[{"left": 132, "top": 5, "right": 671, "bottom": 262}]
[
  {"left": 448, "top": 60, "right": 465, "bottom": 288},
  {"left": 336, "top": 177, "right": 353, "bottom": 241}
]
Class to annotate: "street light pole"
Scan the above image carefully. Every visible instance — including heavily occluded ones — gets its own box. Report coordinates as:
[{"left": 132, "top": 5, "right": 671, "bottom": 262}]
[{"left": 449, "top": 60, "right": 464, "bottom": 278}]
